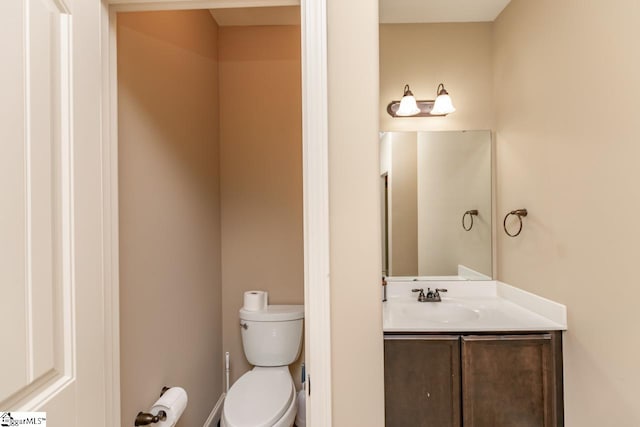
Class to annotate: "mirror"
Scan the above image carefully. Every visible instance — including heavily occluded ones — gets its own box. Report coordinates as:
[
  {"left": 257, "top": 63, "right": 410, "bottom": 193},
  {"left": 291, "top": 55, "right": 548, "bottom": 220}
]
[{"left": 380, "top": 130, "right": 492, "bottom": 280}]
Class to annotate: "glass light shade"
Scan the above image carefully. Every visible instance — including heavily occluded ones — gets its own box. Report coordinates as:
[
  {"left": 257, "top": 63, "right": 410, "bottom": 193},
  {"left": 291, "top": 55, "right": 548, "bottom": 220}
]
[
  {"left": 430, "top": 85, "right": 456, "bottom": 115},
  {"left": 396, "top": 95, "right": 420, "bottom": 116}
]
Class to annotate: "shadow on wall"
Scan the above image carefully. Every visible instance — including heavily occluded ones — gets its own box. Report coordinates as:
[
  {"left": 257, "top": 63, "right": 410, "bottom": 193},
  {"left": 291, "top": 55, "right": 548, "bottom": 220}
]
[{"left": 118, "top": 10, "right": 222, "bottom": 427}]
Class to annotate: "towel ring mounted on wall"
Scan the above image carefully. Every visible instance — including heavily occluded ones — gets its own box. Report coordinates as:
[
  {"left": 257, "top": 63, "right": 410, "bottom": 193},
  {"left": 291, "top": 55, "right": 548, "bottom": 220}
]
[
  {"left": 462, "top": 210, "right": 479, "bottom": 231},
  {"left": 503, "top": 209, "right": 528, "bottom": 237}
]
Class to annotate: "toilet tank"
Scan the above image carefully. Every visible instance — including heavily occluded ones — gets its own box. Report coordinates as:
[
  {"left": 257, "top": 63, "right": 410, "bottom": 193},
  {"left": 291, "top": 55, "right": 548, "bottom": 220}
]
[{"left": 239, "top": 305, "right": 304, "bottom": 367}]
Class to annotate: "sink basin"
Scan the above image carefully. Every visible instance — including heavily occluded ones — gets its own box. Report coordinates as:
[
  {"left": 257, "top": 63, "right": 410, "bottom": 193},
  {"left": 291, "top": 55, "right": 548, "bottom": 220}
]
[{"left": 401, "top": 303, "right": 480, "bottom": 324}]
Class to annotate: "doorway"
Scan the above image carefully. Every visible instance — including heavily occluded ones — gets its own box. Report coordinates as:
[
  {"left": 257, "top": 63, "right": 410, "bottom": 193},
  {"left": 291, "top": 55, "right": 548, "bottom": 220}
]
[
  {"left": 116, "top": 9, "right": 302, "bottom": 425},
  {"left": 102, "top": 1, "right": 331, "bottom": 426}
]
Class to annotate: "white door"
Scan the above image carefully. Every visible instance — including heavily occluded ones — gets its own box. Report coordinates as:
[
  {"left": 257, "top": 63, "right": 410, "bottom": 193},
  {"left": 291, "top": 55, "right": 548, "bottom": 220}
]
[{"left": 0, "top": 0, "right": 111, "bottom": 425}]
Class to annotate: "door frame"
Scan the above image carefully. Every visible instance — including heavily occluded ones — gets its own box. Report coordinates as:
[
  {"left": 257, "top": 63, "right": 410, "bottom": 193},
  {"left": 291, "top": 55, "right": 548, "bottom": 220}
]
[{"left": 100, "top": 0, "right": 331, "bottom": 426}]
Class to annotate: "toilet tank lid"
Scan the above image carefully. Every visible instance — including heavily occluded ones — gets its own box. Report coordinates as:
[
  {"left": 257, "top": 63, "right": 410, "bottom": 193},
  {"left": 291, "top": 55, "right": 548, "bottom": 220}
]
[{"left": 240, "top": 304, "right": 304, "bottom": 321}]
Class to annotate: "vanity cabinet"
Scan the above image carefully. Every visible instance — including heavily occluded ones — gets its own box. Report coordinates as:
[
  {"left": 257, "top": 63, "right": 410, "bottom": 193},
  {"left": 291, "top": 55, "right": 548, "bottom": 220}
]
[{"left": 384, "top": 332, "right": 564, "bottom": 427}]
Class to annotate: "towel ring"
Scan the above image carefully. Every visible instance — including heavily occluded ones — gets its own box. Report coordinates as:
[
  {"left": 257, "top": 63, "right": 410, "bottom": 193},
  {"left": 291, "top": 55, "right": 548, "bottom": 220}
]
[
  {"left": 503, "top": 209, "right": 528, "bottom": 237},
  {"left": 462, "top": 210, "right": 479, "bottom": 231}
]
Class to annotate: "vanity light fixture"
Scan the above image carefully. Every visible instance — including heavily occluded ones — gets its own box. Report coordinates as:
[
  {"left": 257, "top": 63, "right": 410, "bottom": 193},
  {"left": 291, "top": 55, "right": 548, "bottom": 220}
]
[{"left": 387, "top": 83, "right": 456, "bottom": 117}]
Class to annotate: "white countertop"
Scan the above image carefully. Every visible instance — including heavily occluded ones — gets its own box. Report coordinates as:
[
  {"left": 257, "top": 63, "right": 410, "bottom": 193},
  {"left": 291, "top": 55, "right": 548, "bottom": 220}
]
[{"left": 383, "top": 280, "right": 567, "bottom": 333}]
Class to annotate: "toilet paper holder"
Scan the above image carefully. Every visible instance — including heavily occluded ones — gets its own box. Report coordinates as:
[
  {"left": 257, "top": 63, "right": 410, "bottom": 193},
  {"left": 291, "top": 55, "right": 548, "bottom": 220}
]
[{"left": 134, "top": 386, "right": 171, "bottom": 426}]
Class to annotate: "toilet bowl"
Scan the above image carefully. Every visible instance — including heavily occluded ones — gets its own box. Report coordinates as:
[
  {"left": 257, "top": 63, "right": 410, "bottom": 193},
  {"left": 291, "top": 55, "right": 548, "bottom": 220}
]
[{"left": 221, "top": 304, "right": 304, "bottom": 427}]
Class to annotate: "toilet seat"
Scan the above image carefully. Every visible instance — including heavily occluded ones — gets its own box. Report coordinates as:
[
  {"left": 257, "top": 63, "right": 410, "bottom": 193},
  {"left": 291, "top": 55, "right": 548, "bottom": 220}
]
[{"left": 223, "top": 367, "right": 295, "bottom": 427}]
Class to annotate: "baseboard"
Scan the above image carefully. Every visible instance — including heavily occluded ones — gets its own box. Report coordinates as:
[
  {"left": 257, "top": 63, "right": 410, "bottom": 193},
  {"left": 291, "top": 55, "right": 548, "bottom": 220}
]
[{"left": 203, "top": 393, "right": 225, "bottom": 427}]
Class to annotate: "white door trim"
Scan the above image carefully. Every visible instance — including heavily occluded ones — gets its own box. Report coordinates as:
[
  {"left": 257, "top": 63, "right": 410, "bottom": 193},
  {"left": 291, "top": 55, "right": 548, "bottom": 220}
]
[
  {"left": 100, "top": 1, "right": 331, "bottom": 426},
  {"left": 299, "top": 0, "right": 332, "bottom": 425},
  {"left": 301, "top": 0, "right": 332, "bottom": 427},
  {"left": 100, "top": 4, "right": 121, "bottom": 426}
]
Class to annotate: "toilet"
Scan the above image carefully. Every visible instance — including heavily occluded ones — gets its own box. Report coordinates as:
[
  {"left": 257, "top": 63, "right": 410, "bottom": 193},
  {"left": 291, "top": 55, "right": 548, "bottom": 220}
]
[{"left": 222, "top": 304, "right": 304, "bottom": 427}]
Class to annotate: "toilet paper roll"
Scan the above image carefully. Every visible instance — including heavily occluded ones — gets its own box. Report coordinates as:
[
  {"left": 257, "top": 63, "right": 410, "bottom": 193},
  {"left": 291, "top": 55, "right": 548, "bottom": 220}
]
[
  {"left": 243, "top": 290, "right": 268, "bottom": 311},
  {"left": 150, "top": 387, "right": 188, "bottom": 427}
]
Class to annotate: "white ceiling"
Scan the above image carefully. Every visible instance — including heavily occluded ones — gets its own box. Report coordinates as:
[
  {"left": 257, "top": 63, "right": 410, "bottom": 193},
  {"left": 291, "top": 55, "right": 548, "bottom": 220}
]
[
  {"left": 209, "top": 6, "right": 300, "bottom": 26},
  {"left": 208, "top": 1, "right": 510, "bottom": 26},
  {"left": 379, "top": 0, "right": 512, "bottom": 23}
]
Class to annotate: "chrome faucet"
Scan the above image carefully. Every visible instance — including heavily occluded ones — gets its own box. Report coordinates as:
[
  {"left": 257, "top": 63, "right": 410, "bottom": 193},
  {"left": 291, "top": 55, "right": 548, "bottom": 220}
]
[{"left": 412, "top": 287, "right": 448, "bottom": 302}]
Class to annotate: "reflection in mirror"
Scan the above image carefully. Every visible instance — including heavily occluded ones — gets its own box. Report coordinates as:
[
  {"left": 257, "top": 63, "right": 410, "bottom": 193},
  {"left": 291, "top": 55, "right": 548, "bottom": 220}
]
[{"left": 380, "top": 130, "right": 492, "bottom": 280}]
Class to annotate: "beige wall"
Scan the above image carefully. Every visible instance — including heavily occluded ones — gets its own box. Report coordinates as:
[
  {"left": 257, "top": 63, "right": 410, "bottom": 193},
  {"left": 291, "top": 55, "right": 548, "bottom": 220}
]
[
  {"left": 218, "top": 25, "right": 304, "bottom": 387},
  {"left": 380, "top": 23, "right": 493, "bottom": 132},
  {"left": 117, "top": 11, "right": 222, "bottom": 427},
  {"left": 328, "top": 0, "right": 386, "bottom": 425},
  {"left": 494, "top": 1, "right": 640, "bottom": 425},
  {"left": 388, "top": 132, "right": 418, "bottom": 276}
]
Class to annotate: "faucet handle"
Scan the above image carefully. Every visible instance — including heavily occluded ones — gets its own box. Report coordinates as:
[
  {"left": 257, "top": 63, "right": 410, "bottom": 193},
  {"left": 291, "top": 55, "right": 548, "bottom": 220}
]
[
  {"left": 424, "top": 288, "right": 446, "bottom": 302},
  {"left": 412, "top": 288, "right": 428, "bottom": 302}
]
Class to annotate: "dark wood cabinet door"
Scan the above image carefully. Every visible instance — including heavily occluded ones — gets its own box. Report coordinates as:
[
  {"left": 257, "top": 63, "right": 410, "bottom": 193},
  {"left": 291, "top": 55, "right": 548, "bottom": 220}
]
[
  {"left": 461, "top": 333, "right": 563, "bottom": 427},
  {"left": 384, "top": 335, "right": 461, "bottom": 427}
]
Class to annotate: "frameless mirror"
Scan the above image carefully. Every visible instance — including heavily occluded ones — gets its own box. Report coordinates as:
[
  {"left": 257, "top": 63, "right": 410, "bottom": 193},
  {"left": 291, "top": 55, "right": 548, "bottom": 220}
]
[{"left": 380, "top": 130, "right": 492, "bottom": 280}]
